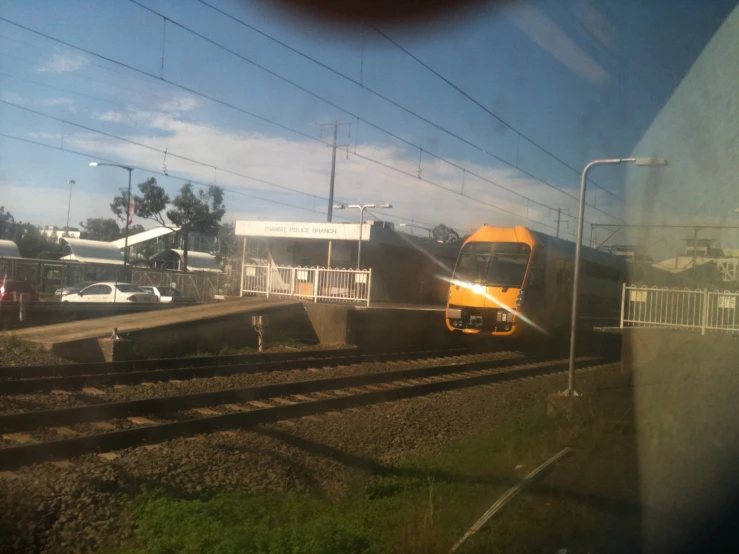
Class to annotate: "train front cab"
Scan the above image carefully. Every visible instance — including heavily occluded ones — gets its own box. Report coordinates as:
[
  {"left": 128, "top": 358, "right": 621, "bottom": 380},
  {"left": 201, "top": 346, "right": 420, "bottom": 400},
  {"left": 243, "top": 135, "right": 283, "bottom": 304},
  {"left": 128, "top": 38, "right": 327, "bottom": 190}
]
[{"left": 445, "top": 226, "right": 542, "bottom": 339}]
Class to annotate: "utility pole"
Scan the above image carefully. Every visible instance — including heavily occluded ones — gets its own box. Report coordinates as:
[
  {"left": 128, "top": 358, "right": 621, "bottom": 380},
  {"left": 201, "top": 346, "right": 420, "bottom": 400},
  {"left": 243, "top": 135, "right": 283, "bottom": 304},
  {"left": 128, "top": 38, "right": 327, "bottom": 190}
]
[
  {"left": 319, "top": 121, "right": 350, "bottom": 267},
  {"left": 692, "top": 226, "right": 698, "bottom": 271},
  {"left": 65, "top": 180, "right": 75, "bottom": 236},
  {"left": 549, "top": 208, "right": 569, "bottom": 238}
]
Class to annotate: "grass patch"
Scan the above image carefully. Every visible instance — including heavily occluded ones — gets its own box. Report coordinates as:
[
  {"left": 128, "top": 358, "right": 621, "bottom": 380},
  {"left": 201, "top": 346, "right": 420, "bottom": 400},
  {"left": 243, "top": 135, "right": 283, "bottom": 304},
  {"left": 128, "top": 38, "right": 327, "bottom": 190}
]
[{"left": 115, "top": 402, "right": 636, "bottom": 554}]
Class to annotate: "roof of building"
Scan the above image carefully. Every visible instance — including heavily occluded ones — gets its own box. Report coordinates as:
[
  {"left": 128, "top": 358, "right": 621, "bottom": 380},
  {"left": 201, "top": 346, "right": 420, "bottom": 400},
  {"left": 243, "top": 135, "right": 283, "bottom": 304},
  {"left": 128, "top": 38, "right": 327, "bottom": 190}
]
[
  {"left": 651, "top": 255, "right": 739, "bottom": 273},
  {"left": 0, "top": 239, "right": 21, "bottom": 258},
  {"left": 111, "top": 226, "right": 179, "bottom": 248},
  {"left": 60, "top": 237, "right": 124, "bottom": 265},
  {"left": 169, "top": 249, "right": 222, "bottom": 272}
]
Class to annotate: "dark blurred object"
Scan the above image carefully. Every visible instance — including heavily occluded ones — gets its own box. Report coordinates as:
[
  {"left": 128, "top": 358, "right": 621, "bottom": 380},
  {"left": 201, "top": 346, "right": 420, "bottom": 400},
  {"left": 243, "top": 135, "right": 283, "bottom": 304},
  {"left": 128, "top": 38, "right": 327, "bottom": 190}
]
[{"left": 271, "top": 0, "right": 505, "bottom": 25}]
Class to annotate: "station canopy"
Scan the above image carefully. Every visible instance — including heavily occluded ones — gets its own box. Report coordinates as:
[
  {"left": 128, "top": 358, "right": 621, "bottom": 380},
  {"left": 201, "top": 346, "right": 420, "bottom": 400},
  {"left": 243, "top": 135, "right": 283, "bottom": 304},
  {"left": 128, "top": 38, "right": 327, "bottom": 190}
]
[
  {"left": 169, "top": 249, "right": 222, "bottom": 272},
  {"left": 0, "top": 239, "right": 21, "bottom": 258},
  {"left": 111, "top": 226, "right": 179, "bottom": 249},
  {"left": 60, "top": 238, "right": 124, "bottom": 265}
]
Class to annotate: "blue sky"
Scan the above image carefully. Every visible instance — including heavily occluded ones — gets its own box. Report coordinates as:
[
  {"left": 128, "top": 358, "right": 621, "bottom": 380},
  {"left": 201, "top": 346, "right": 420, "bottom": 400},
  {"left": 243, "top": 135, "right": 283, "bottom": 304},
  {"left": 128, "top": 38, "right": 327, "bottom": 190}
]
[{"left": 0, "top": 0, "right": 734, "bottom": 243}]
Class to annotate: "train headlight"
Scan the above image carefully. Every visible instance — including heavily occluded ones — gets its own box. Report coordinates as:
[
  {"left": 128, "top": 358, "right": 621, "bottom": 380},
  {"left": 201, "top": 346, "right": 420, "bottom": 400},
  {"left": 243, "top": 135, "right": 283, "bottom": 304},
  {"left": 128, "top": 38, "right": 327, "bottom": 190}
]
[{"left": 516, "top": 290, "right": 526, "bottom": 308}]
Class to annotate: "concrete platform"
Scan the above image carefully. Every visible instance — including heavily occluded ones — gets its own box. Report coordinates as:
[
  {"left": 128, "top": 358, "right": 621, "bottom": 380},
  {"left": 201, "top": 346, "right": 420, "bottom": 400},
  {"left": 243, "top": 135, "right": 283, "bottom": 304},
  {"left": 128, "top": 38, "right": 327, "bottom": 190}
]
[
  {"left": 5, "top": 298, "right": 466, "bottom": 362},
  {"left": 9, "top": 298, "right": 301, "bottom": 362}
]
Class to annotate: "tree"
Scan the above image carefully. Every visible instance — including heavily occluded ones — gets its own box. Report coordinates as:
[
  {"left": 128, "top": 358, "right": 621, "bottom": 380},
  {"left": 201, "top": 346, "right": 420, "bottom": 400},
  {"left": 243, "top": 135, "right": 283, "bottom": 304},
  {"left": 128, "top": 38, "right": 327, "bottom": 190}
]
[
  {"left": 80, "top": 218, "right": 121, "bottom": 242},
  {"left": 7, "top": 222, "right": 61, "bottom": 258},
  {"left": 111, "top": 177, "right": 170, "bottom": 226},
  {"left": 111, "top": 180, "right": 225, "bottom": 271},
  {"left": 0, "top": 206, "right": 14, "bottom": 239},
  {"left": 127, "top": 224, "right": 146, "bottom": 237},
  {"left": 432, "top": 223, "right": 461, "bottom": 244},
  {"left": 167, "top": 183, "right": 226, "bottom": 271},
  {"left": 216, "top": 222, "right": 240, "bottom": 261}
]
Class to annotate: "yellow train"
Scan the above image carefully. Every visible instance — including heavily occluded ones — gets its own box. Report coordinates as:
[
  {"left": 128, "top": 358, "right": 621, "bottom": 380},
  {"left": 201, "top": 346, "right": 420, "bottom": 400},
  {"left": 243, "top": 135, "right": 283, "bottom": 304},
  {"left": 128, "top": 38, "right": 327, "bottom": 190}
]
[{"left": 445, "top": 225, "right": 625, "bottom": 339}]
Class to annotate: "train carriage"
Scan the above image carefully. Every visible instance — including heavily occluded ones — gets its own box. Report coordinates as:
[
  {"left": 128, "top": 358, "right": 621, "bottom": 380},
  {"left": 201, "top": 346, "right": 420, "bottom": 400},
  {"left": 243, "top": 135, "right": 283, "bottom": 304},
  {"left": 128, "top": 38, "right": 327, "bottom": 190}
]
[{"left": 445, "top": 225, "right": 624, "bottom": 339}]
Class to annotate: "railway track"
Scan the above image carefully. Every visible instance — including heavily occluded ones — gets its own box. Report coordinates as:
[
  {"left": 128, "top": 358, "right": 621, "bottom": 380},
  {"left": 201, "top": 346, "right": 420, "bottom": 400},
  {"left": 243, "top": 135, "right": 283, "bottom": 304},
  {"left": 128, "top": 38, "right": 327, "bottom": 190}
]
[
  {"left": 0, "top": 354, "right": 613, "bottom": 470},
  {"left": 0, "top": 346, "right": 490, "bottom": 394}
]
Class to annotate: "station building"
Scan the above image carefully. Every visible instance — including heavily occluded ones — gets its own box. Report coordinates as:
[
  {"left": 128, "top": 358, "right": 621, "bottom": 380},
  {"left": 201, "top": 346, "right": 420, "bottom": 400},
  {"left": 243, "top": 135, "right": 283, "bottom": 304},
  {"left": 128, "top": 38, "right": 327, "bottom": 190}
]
[{"left": 235, "top": 220, "right": 460, "bottom": 305}]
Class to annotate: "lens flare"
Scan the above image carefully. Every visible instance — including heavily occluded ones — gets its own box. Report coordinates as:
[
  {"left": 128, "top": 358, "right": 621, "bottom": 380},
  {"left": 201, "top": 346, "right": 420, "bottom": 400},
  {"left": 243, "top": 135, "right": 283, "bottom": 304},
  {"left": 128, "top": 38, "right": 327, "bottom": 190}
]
[{"left": 439, "top": 275, "right": 550, "bottom": 336}]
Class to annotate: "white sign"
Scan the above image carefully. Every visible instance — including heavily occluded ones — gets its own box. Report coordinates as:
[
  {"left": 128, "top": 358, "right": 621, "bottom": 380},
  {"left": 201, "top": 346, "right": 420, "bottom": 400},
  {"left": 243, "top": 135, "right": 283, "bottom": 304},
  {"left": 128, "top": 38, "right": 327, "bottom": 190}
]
[
  {"left": 718, "top": 295, "right": 736, "bottom": 309},
  {"left": 235, "top": 221, "right": 372, "bottom": 241},
  {"left": 630, "top": 291, "right": 647, "bottom": 303}
]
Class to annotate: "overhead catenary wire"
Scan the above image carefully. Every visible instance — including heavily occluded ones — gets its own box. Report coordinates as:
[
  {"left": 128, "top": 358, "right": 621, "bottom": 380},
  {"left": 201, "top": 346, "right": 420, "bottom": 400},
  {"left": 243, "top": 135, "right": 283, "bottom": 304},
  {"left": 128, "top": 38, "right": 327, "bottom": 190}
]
[
  {"left": 189, "top": 0, "right": 625, "bottom": 222},
  {"left": 0, "top": 131, "right": 350, "bottom": 221},
  {"left": 0, "top": 98, "right": 439, "bottom": 229},
  {"left": 369, "top": 24, "right": 630, "bottom": 206},
  {"left": 0, "top": 17, "right": 563, "bottom": 234},
  {"left": 126, "top": 0, "right": 591, "bottom": 223}
]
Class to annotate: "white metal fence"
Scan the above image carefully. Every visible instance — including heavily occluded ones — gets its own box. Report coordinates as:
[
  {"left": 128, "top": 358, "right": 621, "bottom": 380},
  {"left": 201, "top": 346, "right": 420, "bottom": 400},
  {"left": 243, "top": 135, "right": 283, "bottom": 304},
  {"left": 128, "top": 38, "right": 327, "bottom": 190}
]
[
  {"left": 241, "top": 264, "right": 372, "bottom": 306},
  {"left": 131, "top": 269, "right": 232, "bottom": 302},
  {"left": 621, "top": 284, "right": 739, "bottom": 335}
]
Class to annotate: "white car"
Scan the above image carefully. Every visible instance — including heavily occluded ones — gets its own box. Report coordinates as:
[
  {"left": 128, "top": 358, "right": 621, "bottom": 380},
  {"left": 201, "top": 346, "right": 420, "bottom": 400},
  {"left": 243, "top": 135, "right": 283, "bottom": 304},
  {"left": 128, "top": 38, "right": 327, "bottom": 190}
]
[
  {"left": 62, "top": 282, "right": 159, "bottom": 303},
  {"left": 138, "top": 285, "right": 194, "bottom": 303}
]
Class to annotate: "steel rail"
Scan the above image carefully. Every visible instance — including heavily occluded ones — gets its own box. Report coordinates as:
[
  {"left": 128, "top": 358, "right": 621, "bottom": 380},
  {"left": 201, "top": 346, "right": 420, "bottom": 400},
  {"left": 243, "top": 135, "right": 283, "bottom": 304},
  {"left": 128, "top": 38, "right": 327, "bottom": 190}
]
[
  {"left": 0, "top": 354, "right": 543, "bottom": 433},
  {"left": 0, "top": 358, "right": 610, "bottom": 470},
  {"left": 0, "top": 347, "right": 494, "bottom": 394}
]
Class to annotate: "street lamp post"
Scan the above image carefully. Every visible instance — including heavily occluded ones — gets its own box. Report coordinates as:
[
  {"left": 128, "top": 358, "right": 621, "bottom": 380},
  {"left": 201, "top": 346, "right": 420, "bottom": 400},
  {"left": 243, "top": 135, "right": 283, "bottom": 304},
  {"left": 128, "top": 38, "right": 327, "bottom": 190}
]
[
  {"left": 89, "top": 162, "right": 133, "bottom": 267},
  {"left": 566, "top": 157, "right": 667, "bottom": 396},
  {"left": 333, "top": 203, "right": 392, "bottom": 269},
  {"left": 65, "top": 180, "right": 75, "bottom": 236},
  {"left": 399, "top": 222, "right": 433, "bottom": 239}
]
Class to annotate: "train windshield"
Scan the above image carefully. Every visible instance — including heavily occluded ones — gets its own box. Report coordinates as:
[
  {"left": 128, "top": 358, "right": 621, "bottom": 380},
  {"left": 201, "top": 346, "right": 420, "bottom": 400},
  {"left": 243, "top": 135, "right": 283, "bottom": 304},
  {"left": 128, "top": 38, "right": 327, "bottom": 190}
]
[{"left": 454, "top": 242, "right": 531, "bottom": 287}]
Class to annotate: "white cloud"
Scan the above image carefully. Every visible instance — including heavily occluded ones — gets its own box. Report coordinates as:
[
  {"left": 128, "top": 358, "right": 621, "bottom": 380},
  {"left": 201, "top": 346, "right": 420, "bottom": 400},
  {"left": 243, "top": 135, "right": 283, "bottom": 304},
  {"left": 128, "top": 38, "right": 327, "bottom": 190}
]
[
  {"left": 61, "top": 112, "right": 609, "bottom": 237},
  {"left": 40, "top": 97, "right": 76, "bottom": 114},
  {"left": 157, "top": 97, "right": 199, "bottom": 112},
  {"left": 37, "top": 51, "right": 89, "bottom": 73},
  {"left": 92, "top": 111, "right": 126, "bottom": 123},
  {"left": 0, "top": 183, "right": 112, "bottom": 227},
  {"left": 0, "top": 90, "right": 26, "bottom": 105}
]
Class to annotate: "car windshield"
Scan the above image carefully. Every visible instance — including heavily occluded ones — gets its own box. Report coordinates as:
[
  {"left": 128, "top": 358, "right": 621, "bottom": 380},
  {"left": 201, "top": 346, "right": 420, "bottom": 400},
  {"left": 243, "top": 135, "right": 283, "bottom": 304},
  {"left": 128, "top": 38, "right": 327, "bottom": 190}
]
[
  {"left": 454, "top": 242, "right": 531, "bottom": 287},
  {"left": 116, "top": 285, "right": 144, "bottom": 293}
]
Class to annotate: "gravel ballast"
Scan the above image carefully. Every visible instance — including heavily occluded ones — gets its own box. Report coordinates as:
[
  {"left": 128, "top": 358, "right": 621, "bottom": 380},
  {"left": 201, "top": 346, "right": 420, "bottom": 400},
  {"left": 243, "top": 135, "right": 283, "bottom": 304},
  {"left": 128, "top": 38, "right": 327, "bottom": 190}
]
[{"left": 0, "top": 361, "right": 622, "bottom": 553}]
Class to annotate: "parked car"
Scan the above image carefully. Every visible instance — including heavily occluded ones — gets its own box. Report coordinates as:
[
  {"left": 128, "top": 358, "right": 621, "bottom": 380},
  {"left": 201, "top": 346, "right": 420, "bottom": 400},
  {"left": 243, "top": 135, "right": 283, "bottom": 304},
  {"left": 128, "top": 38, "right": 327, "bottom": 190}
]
[
  {"left": 138, "top": 286, "right": 195, "bottom": 303},
  {"left": 55, "top": 280, "right": 97, "bottom": 297},
  {"left": 0, "top": 280, "right": 40, "bottom": 303},
  {"left": 62, "top": 282, "right": 159, "bottom": 303}
]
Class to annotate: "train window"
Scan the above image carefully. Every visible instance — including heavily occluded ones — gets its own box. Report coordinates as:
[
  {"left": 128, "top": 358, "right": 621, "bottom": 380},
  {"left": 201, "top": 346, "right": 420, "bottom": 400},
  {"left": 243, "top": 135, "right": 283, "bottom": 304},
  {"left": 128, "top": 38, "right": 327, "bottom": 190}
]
[
  {"left": 528, "top": 248, "right": 546, "bottom": 290},
  {"left": 582, "top": 261, "right": 621, "bottom": 281},
  {"left": 454, "top": 242, "right": 531, "bottom": 287}
]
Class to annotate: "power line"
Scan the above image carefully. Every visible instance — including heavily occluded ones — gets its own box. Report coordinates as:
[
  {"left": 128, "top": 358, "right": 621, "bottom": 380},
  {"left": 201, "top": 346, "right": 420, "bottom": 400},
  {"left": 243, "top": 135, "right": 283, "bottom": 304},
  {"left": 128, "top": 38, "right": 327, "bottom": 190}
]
[
  {"left": 0, "top": 131, "right": 347, "bottom": 220},
  {"left": 127, "top": 1, "right": 581, "bottom": 222},
  {"left": 0, "top": 99, "right": 326, "bottom": 202},
  {"left": 0, "top": 16, "right": 565, "bottom": 233},
  {"left": 369, "top": 24, "right": 628, "bottom": 206},
  {"left": 190, "top": 0, "right": 624, "bottom": 222},
  {"left": 3, "top": 97, "right": 550, "bottom": 233},
  {"left": 0, "top": 99, "right": 435, "bottom": 230},
  {"left": 348, "top": 149, "right": 559, "bottom": 233}
]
